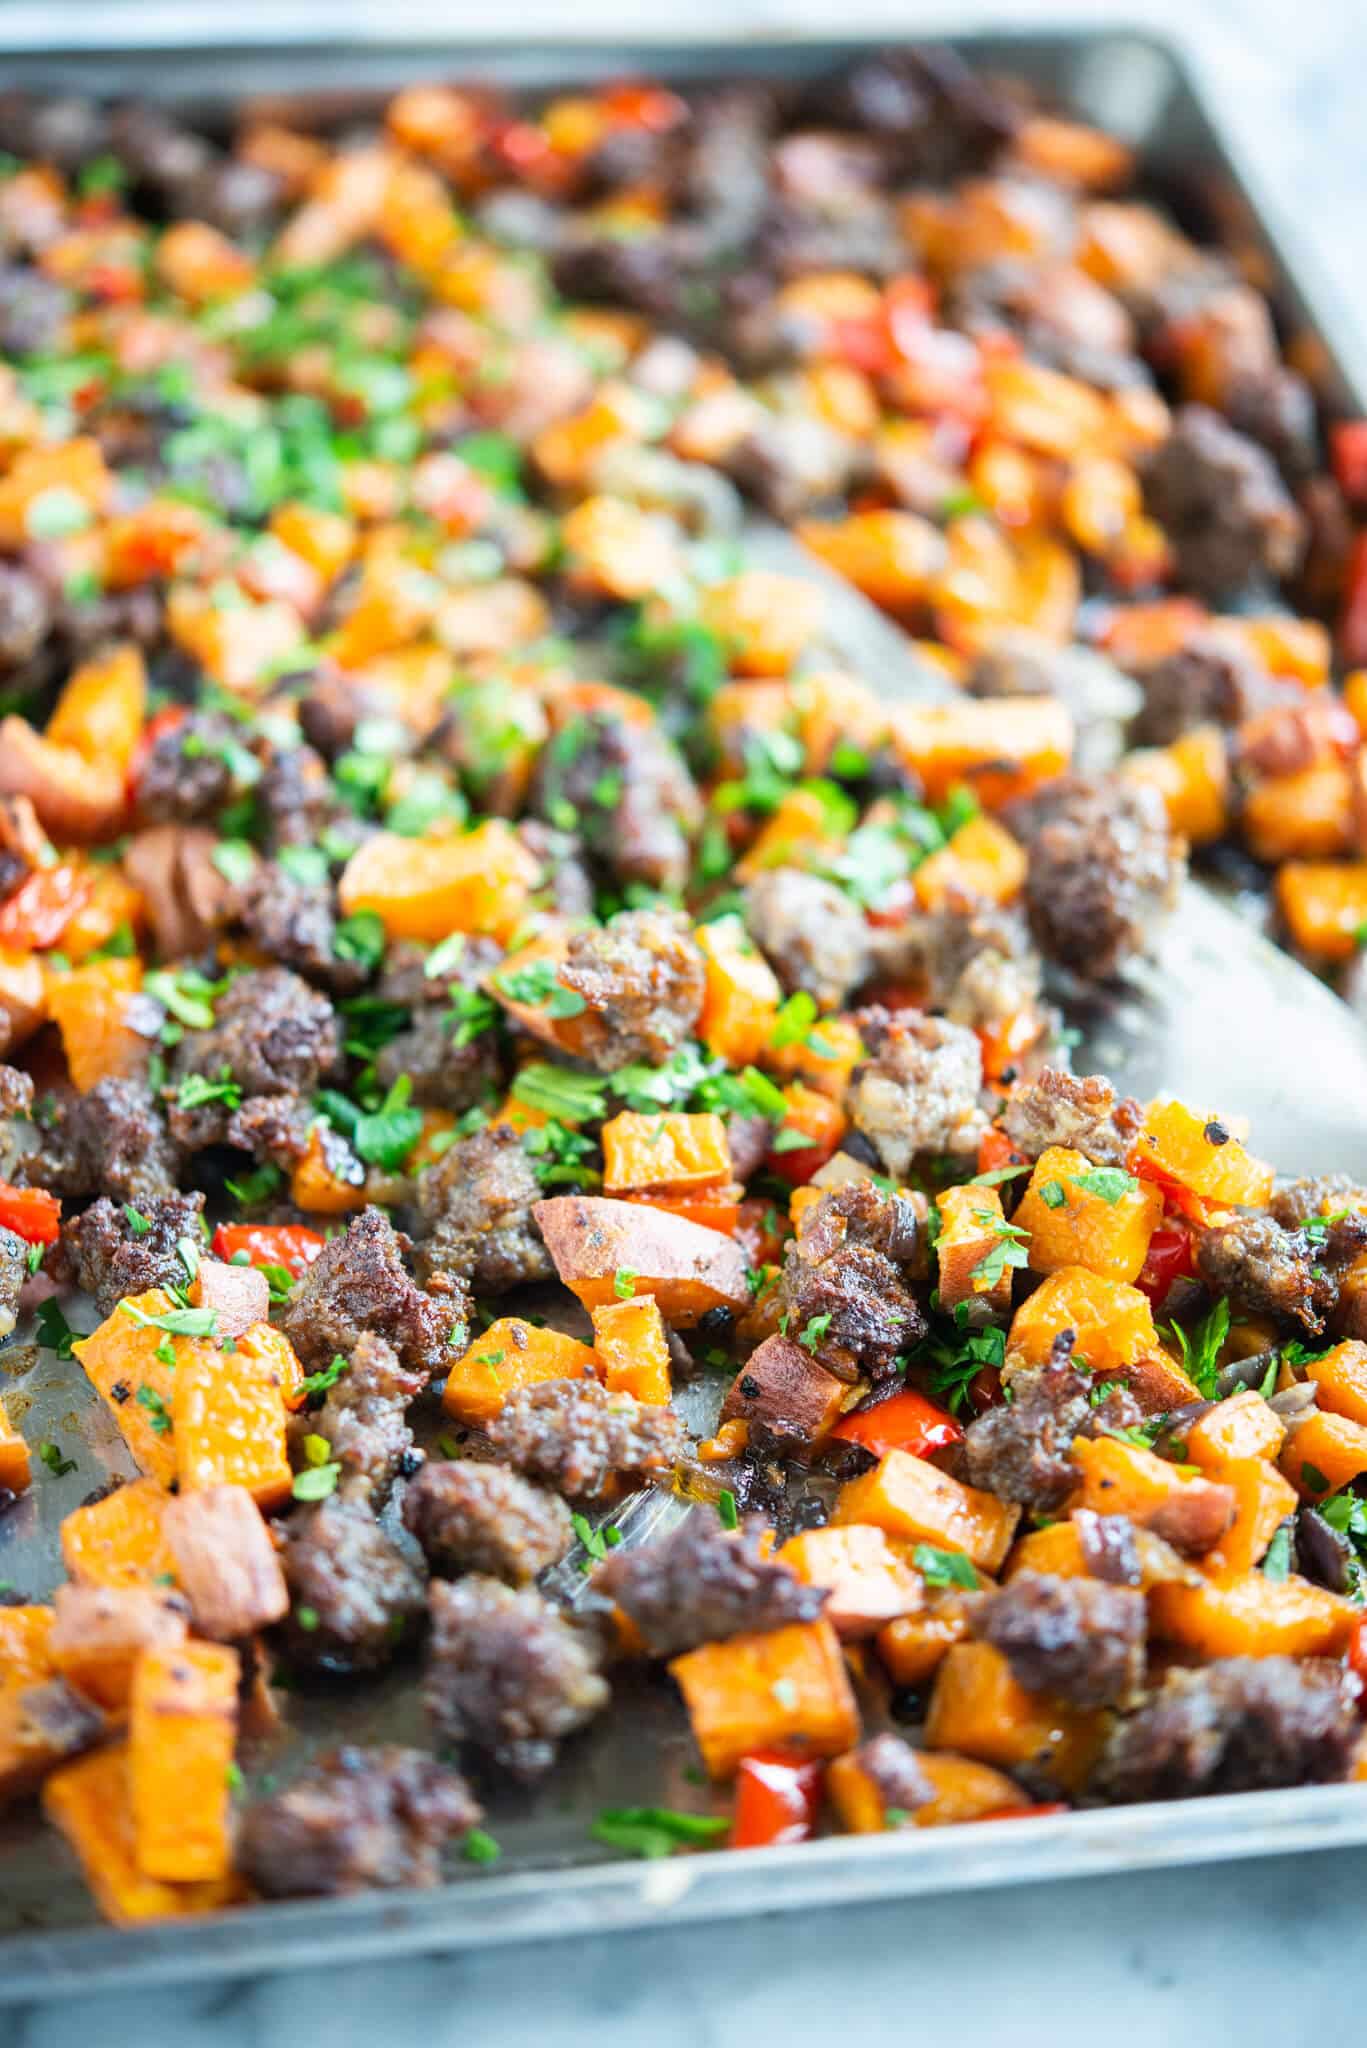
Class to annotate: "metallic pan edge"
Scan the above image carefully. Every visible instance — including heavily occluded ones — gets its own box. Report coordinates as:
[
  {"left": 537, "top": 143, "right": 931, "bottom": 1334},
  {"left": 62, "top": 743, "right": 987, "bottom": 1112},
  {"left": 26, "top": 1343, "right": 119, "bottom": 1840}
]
[{"left": 3, "top": 23, "right": 1367, "bottom": 1999}]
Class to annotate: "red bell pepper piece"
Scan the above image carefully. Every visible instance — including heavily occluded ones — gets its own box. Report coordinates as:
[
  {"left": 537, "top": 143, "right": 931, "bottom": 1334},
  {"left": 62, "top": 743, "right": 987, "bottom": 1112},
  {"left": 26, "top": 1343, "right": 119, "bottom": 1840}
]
[
  {"left": 971, "top": 1802, "right": 1069, "bottom": 1823},
  {"left": 211, "top": 1222, "right": 326, "bottom": 1279},
  {"left": 731, "top": 1752, "right": 824, "bottom": 1849},
  {"left": 831, "top": 1387, "right": 964, "bottom": 1460},
  {"left": 0, "top": 1182, "right": 61, "bottom": 1245},
  {"left": 1332, "top": 421, "right": 1367, "bottom": 504},
  {"left": 975, "top": 1125, "right": 1027, "bottom": 1180},
  {"left": 1134, "top": 1220, "right": 1195, "bottom": 1310},
  {"left": 1341, "top": 532, "right": 1367, "bottom": 668},
  {"left": 0, "top": 865, "right": 92, "bottom": 951}
]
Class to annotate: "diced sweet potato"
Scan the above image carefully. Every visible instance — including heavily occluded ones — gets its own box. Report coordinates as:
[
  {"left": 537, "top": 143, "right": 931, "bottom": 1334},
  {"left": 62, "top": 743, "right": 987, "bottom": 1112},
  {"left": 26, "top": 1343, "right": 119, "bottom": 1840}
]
[
  {"left": 590, "top": 1296, "right": 672, "bottom": 1406},
  {"left": 484, "top": 927, "right": 596, "bottom": 1060},
  {"left": 833, "top": 1449, "right": 1020, "bottom": 1573},
  {"left": 74, "top": 1290, "right": 213, "bottom": 1489},
  {"left": 49, "top": 1586, "right": 188, "bottom": 1711},
  {"left": 534, "top": 1195, "right": 750, "bottom": 1327},
  {"left": 1185, "top": 1389, "right": 1287, "bottom": 1470},
  {"left": 1130, "top": 1100, "right": 1274, "bottom": 1209},
  {"left": 1070, "top": 1436, "right": 1232, "bottom": 1556},
  {"left": 923, "top": 1642, "right": 1106, "bottom": 1792},
  {"left": 129, "top": 1642, "right": 239, "bottom": 1882},
  {"left": 61, "top": 1479, "right": 178, "bottom": 1590},
  {"left": 913, "top": 815, "right": 1028, "bottom": 911},
  {"left": 46, "top": 955, "right": 149, "bottom": 1092},
  {"left": 600, "top": 1112, "right": 731, "bottom": 1194},
  {"left": 1122, "top": 726, "right": 1229, "bottom": 846},
  {"left": 1013, "top": 1148, "right": 1163, "bottom": 1284},
  {"left": 0, "top": 1395, "right": 30, "bottom": 1495},
  {"left": 1280, "top": 1409, "right": 1367, "bottom": 1500},
  {"left": 1004, "top": 1517, "right": 1194, "bottom": 1591},
  {"left": 163, "top": 1486, "right": 289, "bottom": 1641},
  {"left": 1242, "top": 762, "right": 1353, "bottom": 864},
  {"left": 695, "top": 915, "right": 783, "bottom": 1065},
  {"left": 0, "top": 1677, "right": 104, "bottom": 1809},
  {"left": 0, "top": 1606, "right": 53, "bottom": 1685},
  {"left": 1149, "top": 1571, "right": 1356, "bottom": 1659},
  {"left": 701, "top": 570, "right": 823, "bottom": 677},
  {"left": 935, "top": 1182, "right": 1013, "bottom": 1316},
  {"left": 1201, "top": 1458, "right": 1298, "bottom": 1577},
  {"left": 338, "top": 819, "right": 540, "bottom": 944},
  {"left": 875, "top": 1594, "right": 975, "bottom": 1688},
  {"left": 0, "top": 718, "right": 128, "bottom": 842},
  {"left": 171, "top": 1344, "right": 294, "bottom": 1512},
  {"left": 289, "top": 1126, "right": 369, "bottom": 1216},
  {"left": 0, "top": 438, "right": 110, "bottom": 547},
  {"left": 187, "top": 1258, "right": 270, "bottom": 1341},
  {"left": 670, "top": 1619, "right": 860, "bottom": 1781},
  {"left": 763, "top": 1012, "right": 864, "bottom": 1102},
  {"left": 1276, "top": 861, "right": 1367, "bottom": 962},
  {"left": 888, "top": 696, "right": 1074, "bottom": 809},
  {"left": 233, "top": 1320, "right": 306, "bottom": 1411},
  {"left": 1305, "top": 1342, "right": 1367, "bottom": 1428},
  {"left": 779, "top": 1525, "right": 924, "bottom": 1636},
  {"left": 720, "top": 1333, "right": 847, "bottom": 1450},
  {"left": 734, "top": 789, "right": 841, "bottom": 882},
  {"left": 47, "top": 644, "right": 147, "bottom": 778},
  {"left": 1005, "top": 1265, "right": 1159, "bottom": 1380},
  {"left": 828, "top": 1743, "right": 1029, "bottom": 1831},
  {"left": 44, "top": 1744, "right": 242, "bottom": 1926},
  {"left": 443, "top": 1316, "right": 599, "bottom": 1427}
]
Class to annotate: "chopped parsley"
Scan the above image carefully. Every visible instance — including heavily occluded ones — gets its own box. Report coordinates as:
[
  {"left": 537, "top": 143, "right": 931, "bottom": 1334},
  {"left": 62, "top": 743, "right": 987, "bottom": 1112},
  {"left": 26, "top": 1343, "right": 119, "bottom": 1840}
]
[
  {"left": 770, "top": 1127, "right": 817, "bottom": 1154},
  {"left": 495, "top": 958, "right": 586, "bottom": 1018},
  {"left": 590, "top": 1807, "right": 729, "bottom": 1860},
  {"left": 912, "top": 1545, "right": 979, "bottom": 1591},
  {"left": 35, "top": 1298, "right": 77, "bottom": 1359},
  {"left": 769, "top": 990, "right": 830, "bottom": 1054},
  {"left": 123, "top": 1204, "right": 152, "bottom": 1236},
  {"left": 176, "top": 1068, "right": 243, "bottom": 1113},
  {"left": 211, "top": 838, "right": 257, "bottom": 887},
  {"left": 1069, "top": 1166, "right": 1139, "bottom": 1205},
  {"left": 332, "top": 909, "right": 386, "bottom": 973},
  {"left": 463, "top": 1828, "right": 501, "bottom": 1865},
  {"left": 612, "top": 1267, "right": 638, "bottom": 1300},
  {"left": 1260, "top": 1523, "right": 1293, "bottom": 1582},
  {"left": 571, "top": 1511, "right": 609, "bottom": 1566},
  {"left": 1165, "top": 1296, "right": 1230, "bottom": 1400},
  {"left": 927, "top": 1323, "right": 1005, "bottom": 1415},
  {"left": 968, "top": 1213, "right": 1030, "bottom": 1290},
  {"left": 798, "top": 1313, "right": 832, "bottom": 1354},
  {"left": 510, "top": 1062, "right": 606, "bottom": 1124},
  {"left": 717, "top": 1488, "right": 739, "bottom": 1530},
  {"left": 37, "top": 1441, "right": 77, "bottom": 1478},
  {"left": 1038, "top": 1180, "right": 1067, "bottom": 1210},
  {"left": 298, "top": 1355, "right": 350, "bottom": 1400},
  {"left": 351, "top": 1074, "right": 424, "bottom": 1172},
  {"left": 292, "top": 1462, "right": 341, "bottom": 1502},
  {"left": 135, "top": 1386, "right": 173, "bottom": 1435},
  {"left": 121, "top": 1300, "right": 218, "bottom": 1340},
  {"left": 225, "top": 1161, "right": 284, "bottom": 1207}
]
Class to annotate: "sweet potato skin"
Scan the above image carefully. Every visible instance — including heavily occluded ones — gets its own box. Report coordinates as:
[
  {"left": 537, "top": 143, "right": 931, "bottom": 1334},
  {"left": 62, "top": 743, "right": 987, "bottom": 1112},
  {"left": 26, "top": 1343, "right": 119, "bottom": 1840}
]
[{"left": 534, "top": 1195, "right": 750, "bottom": 1327}]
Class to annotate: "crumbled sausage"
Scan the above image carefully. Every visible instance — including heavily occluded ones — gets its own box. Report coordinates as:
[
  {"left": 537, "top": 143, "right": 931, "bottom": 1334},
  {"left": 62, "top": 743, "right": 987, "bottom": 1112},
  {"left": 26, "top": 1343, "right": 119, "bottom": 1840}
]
[
  {"left": 1002, "top": 1069, "right": 1144, "bottom": 1168},
  {"left": 310, "top": 1332, "right": 426, "bottom": 1503},
  {"left": 60, "top": 1191, "right": 206, "bottom": 1316},
  {"left": 1197, "top": 1210, "right": 1367, "bottom": 1335},
  {"left": 1128, "top": 628, "right": 1286, "bottom": 748},
  {"left": 132, "top": 712, "right": 243, "bottom": 827},
  {"left": 533, "top": 713, "right": 702, "bottom": 893},
  {"left": 962, "top": 1363, "right": 1141, "bottom": 1513},
  {"left": 557, "top": 910, "right": 706, "bottom": 1072},
  {"left": 280, "top": 1206, "right": 468, "bottom": 1375},
  {"left": 1005, "top": 774, "right": 1181, "bottom": 979},
  {"left": 237, "top": 1746, "right": 481, "bottom": 1897},
  {"left": 1142, "top": 404, "right": 1305, "bottom": 599},
  {"left": 971, "top": 1570, "right": 1147, "bottom": 1708},
  {"left": 424, "top": 1575, "right": 609, "bottom": 1778},
  {"left": 743, "top": 867, "right": 872, "bottom": 1013},
  {"left": 847, "top": 1732, "right": 935, "bottom": 1817},
  {"left": 780, "top": 1182, "right": 928, "bottom": 1382},
  {"left": 402, "top": 1460, "right": 573, "bottom": 1584},
  {"left": 848, "top": 1006, "right": 988, "bottom": 1174},
  {"left": 1093, "top": 1657, "right": 1358, "bottom": 1801},
  {"left": 277, "top": 1493, "right": 427, "bottom": 1673},
  {"left": 484, "top": 1379, "right": 688, "bottom": 1503},
  {"left": 415, "top": 1123, "right": 554, "bottom": 1294},
  {"left": 17, "top": 1079, "right": 176, "bottom": 1206},
  {"left": 595, "top": 1508, "right": 827, "bottom": 1657},
  {"left": 237, "top": 867, "right": 369, "bottom": 997},
  {"left": 170, "top": 968, "right": 340, "bottom": 1141}
]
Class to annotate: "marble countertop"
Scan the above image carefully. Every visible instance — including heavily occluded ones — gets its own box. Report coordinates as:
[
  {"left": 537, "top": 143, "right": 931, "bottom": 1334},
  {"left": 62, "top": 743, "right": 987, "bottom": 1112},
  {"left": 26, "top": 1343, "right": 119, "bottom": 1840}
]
[{"left": 8, "top": 1, "right": 1367, "bottom": 2041}]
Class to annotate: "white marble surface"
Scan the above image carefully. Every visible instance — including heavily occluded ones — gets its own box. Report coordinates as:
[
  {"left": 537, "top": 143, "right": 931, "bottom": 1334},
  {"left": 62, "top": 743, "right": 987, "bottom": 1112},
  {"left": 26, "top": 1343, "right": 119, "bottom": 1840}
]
[{"left": 9, "top": 2, "right": 1367, "bottom": 2042}]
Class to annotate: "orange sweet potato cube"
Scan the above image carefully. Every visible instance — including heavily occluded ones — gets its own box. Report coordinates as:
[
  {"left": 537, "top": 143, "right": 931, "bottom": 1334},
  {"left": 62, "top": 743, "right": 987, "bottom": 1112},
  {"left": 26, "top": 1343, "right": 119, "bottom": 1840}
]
[
  {"left": 694, "top": 915, "right": 782, "bottom": 1066},
  {"left": 61, "top": 1478, "right": 178, "bottom": 1590},
  {"left": 0, "top": 1396, "right": 29, "bottom": 1495},
  {"left": 1131, "top": 1100, "right": 1274, "bottom": 1209},
  {"left": 1305, "top": 1342, "right": 1367, "bottom": 1428},
  {"left": 1201, "top": 1458, "right": 1298, "bottom": 1577},
  {"left": 1280, "top": 1409, "right": 1367, "bottom": 1500},
  {"left": 833, "top": 1449, "right": 1020, "bottom": 1573},
  {"left": 923, "top": 1642, "right": 1105, "bottom": 1792},
  {"left": 74, "top": 1290, "right": 210, "bottom": 1489},
  {"left": 935, "top": 1182, "right": 1013, "bottom": 1316},
  {"left": 1006, "top": 1266, "right": 1159, "bottom": 1378},
  {"left": 1013, "top": 1148, "right": 1163, "bottom": 1284},
  {"left": 173, "top": 1347, "right": 293, "bottom": 1511},
  {"left": 590, "top": 1295, "right": 672, "bottom": 1406},
  {"left": 1185, "top": 1389, "right": 1287, "bottom": 1470},
  {"left": 778, "top": 1525, "right": 924, "bottom": 1637},
  {"left": 670, "top": 1619, "right": 860, "bottom": 1780},
  {"left": 875, "top": 1596, "right": 976, "bottom": 1689},
  {"left": 44, "top": 1744, "right": 243, "bottom": 1925},
  {"left": 129, "top": 1642, "right": 240, "bottom": 1882},
  {"left": 1149, "top": 1571, "right": 1356, "bottom": 1659},
  {"left": 443, "top": 1316, "right": 599, "bottom": 1427},
  {"left": 600, "top": 1111, "right": 731, "bottom": 1193}
]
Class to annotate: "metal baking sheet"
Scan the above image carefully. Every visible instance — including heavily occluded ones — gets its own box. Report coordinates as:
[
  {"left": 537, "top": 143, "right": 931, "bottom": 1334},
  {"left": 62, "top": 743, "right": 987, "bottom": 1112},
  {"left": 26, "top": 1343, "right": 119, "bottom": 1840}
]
[{"left": 4, "top": 19, "right": 1367, "bottom": 2000}]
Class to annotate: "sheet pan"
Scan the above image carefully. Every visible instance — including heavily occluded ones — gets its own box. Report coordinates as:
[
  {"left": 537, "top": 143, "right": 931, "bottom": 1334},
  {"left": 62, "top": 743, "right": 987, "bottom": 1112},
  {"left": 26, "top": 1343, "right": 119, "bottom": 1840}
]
[{"left": 3, "top": 18, "right": 1367, "bottom": 1999}]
